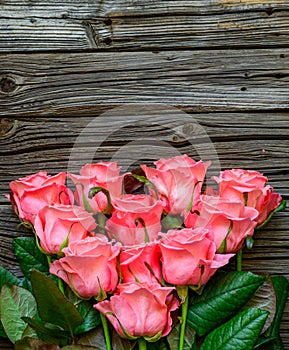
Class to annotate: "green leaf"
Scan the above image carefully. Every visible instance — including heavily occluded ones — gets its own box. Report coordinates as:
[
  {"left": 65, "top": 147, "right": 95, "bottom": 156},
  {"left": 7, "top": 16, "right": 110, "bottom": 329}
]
[
  {"left": 200, "top": 308, "right": 268, "bottom": 350},
  {"left": 257, "top": 276, "right": 289, "bottom": 350},
  {"left": 246, "top": 236, "right": 254, "bottom": 250},
  {"left": 15, "top": 336, "right": 60, "bottom": 350},
  {"left": 0, "top": 265, "right": 21, "bottom": 288},
  {"left": 74, "top": 300, "right": 101, "bottom": 335},
  {"left": 77, "top": 327, "right": 106, "bottom": 348},
  {"left": 13, "top": 237, "right": 50, "bottom": 278},
  {"left": 161, "top": 215, "right": 184, "bottom": 230},
  {"left": 111, "top": 328, "right": 136, "bottom": 350},
  {"left": 0, "top": 322, "right": 7, "bottom": 338},
  {"left": 22, "top": 317, "right": 70, "bottom": 346},
  {"left": 0, "top": 268, "right": 27, "bottom": 340},
  {"left": 0, "top": 266, "right": 19, "bottom": 340},
  {"left": 167, "top": 323, "right": 196, "bottom": 350},
  {"left": 254, "top": 336, "right": 276, "bottom": 349},
  {"left": 62, "top": 346, "right": 100, "bottom": 350},
  {"left": 0, "top": 288, "right": 7, "bottom": 338},
  {"left": 269, "top": 276, "right": 289, "bottom": 338},
  {"left": 19, "top": 277, "right": 32, "bottom": 292},
  {"left": 147, "top": 338, "right": 169, "bottom": 350},
  {"left": 64, "top": 287, "right": 101, "bottom": 336},
  {"left": 244, "top": 276, "right": 276, "bottom": 333},
  {"left": 30, "top": 270, "right": 83, "bottom": 333},
  {"left": 250, "top": 275, "right": 288, "bottom": 350},
  {"left": 0, "top": 284, "right": 37, "bottom": 343},
  {"left": 187, "top": 271, "right": 266, "bottom": 336}
]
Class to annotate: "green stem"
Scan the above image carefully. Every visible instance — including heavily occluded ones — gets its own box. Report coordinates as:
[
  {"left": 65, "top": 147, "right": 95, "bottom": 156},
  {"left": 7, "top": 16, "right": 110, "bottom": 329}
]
[
  {"left": 179, "top": 290, "right": 189, "bottom": 350},
  {"left": 57, "top": 277, "right": 65, "bottom": 295},
  {"left": 100, "top": 312, "right": 112, "bottom": 350},
  {"left": 138, "top": 338, "right": 147, "bottom": 350},
  {"left": 46, "top": 255, "right": 52, "bottom": 266},
  {"left": 236, "top": 249, "right": 243, "bottom": 272},
  {"left": 97, "top": 212, "right": 107, "bottom": 235}
]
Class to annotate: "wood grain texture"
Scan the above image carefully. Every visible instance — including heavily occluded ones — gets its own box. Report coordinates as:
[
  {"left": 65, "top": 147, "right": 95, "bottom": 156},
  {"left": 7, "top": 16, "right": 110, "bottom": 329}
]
[
  {"left": 1, "top": 49, "right": 289, "bottom": 116},
  {"left": 1, "top": 1, "right": 289, "bottom": 51}
]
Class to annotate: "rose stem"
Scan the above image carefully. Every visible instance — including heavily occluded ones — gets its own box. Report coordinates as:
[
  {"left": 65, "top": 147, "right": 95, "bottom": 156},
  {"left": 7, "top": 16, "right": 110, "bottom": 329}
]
[
  {"left": 46, "top": 255, "right": 52, "bottom": 266},
  {"left": 100, "top": 312, "right": 112, "bottom": 350},
  {"left": 236, "top": 249, "right": 243, "bottom": 272},
  {"left": 57, "top": 277, "right": 65, "bottom": 294},
  {"left": 179, "top": 291, "right": 189, "bottom": 350},
  {"left": 138, "top": 337, "right": 147, "bottom": 350}
]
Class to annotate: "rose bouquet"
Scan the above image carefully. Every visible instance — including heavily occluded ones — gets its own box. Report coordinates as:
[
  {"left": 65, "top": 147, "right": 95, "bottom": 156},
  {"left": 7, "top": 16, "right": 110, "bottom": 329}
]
[{"left": 0, "top": 155, "right": 287, "bottom": 350}]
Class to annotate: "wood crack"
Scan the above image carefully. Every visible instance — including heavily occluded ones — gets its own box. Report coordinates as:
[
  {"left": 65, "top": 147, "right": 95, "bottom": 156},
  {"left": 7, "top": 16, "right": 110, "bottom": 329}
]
[{"left": 82, "top": 20, "right": 98, "bottom": 49}]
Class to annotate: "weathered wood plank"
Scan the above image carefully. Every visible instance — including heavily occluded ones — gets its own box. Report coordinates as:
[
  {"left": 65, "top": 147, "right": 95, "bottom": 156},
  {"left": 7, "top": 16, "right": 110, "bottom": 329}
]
[
  {"left": 94, "top": 10, "right": 289, "bottom": 50},
  {"left": 1, "top": 49, "right": 289, "bottom": 115},
  {"left": 1, "top": 1, "right": 289, "bottom": 51},
  {"left": 0, "top": 114, "right": 288, "bottom": 192}
]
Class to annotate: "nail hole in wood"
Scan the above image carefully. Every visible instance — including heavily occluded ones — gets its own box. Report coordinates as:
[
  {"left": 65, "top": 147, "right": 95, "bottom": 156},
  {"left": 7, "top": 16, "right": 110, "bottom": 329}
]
[
  {"left": 280, "top": 54, "right": 285, "bottom": 58},
  {"left": 274, "top": 73, "right": 287, "bottom": 79},
  {"left": 240, "top": 87, "right": 247, "bottom": 92},
  {"left": 104, "top": 37, "right": 112, "bottom": 45},
  {"left": 104, "top": 18, "right": 112, "bottom": 26},
  {"left": 265, "top": 7, "right": 273, "bottom": 16}
]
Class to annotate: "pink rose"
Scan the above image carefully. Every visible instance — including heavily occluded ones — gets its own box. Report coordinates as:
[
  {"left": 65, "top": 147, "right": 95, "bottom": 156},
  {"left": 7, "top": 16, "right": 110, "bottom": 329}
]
[
  {"left": 34, "top": 204, "right": 97, "bottom": 255},
  {"left": 49, "top": 236, "right": 120, "bottom": 299},
  {"left": 8, "top": 172, "right": 71, "bottom": 224},
  {"left": 212, "top": 169, "right": 282, "bottom": 225},
  {"left": 94, "top": 282, "right": 179, "bottom": 340},
  {"left": 141, "top": 155, "right": 210, "bottom": 215},
  {"left": 106, "top": 194, "right": 163, "bottom": 245},
  {"left": 69, "top": 161, "right": 125, "bottom": 214},
  {"left": 159, "top": 228, "right": 233, "bottom": 286},
  {"left": 253, "top": 186, "right": 282, "bottom": 225},
  {"left": 185, "top": 195, "right": 258, "bottom": 253},
  {"left": 120, "top": 242, "right": 162, "bottom": 284}
]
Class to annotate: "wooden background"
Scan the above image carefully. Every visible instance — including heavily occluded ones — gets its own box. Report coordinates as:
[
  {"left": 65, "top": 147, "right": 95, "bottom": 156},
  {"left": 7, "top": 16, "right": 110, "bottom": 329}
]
[{"left": 0, "top": 0, "right": 289, "bottom": 348}]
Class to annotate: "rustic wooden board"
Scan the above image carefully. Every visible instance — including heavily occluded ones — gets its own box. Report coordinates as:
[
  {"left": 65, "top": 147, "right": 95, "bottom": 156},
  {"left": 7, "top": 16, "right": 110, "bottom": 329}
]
[
  {"left": 1, "top": 114, "right": 288, "bottom": 195},
  {"left": 1, "top": 1, "right": 289, "bottom": 51},
  {"left": 1, "top": 49, "right": 289, "bottom": 116}
]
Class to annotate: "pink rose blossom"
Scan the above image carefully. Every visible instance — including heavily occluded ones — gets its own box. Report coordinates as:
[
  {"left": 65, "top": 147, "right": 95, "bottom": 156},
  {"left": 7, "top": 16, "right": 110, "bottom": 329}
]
[
  {"left": 8, "top": 172, "right": 71, "bottom": 224},
  {"left": 159, "top": 228, "right": 233, "bottom": 286},
  {"left": 94, "top": 282, "right": 179, "bottom": 339},
  {"left": 212, "top": 169, "right": 282, "bottom": 225},
  {"left": 69, "top": 161, "right": 125, "bottom": 214},
  {"left": 106, "top": 194, "right": 163, "bottom": 245},
  {"left": 141, "top": 155, "right": 210, "bottom": 215},
  {"left": 120, "top": 242, "right": 162, "bottom": 284},
  {"left": 49, "top": 236, "right": 120, "bottom": 299},
  {"left": 185, "top": 195, "right": 258, "bottom": 253},
  {"left": 34, "top": 204, "right": 96, "bottom": 255}
]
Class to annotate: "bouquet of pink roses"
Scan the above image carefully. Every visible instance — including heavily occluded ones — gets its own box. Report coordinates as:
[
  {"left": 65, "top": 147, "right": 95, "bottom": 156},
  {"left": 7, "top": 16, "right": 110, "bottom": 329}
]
[{"left": 0, "top": 155, "right": 287, "bottom": 350}]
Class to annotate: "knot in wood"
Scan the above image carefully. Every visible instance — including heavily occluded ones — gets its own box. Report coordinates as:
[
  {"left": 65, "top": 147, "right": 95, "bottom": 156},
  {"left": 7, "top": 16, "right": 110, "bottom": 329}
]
[
  {"left": 0, "top": 76, "right": 17, "bottom": 94},
  {"left": 0, "top": 118, "right": 16, "bottom": 137}
]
